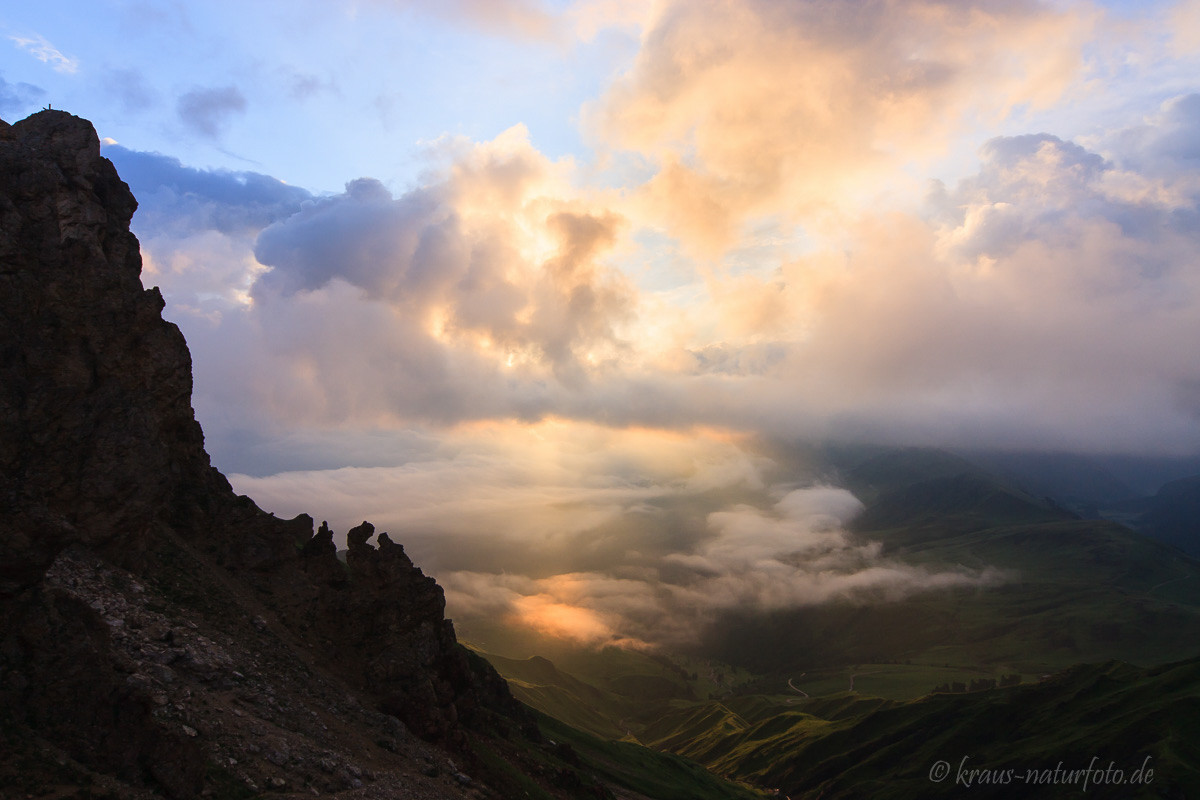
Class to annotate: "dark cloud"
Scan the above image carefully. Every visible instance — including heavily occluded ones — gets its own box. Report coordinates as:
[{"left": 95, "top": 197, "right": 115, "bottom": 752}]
[
  {"left": 103, "top": 145, "right": 311, "bottom": 237},
  {"left": 0, "top": 75, "right": 46, "bottom": 120},
  {"left": 98, "top": 145, "right": 311, "bottom": 333},
  {"left": 176, "top": 85, "right": 247, "bottom": 138},
  {"left": 254, "top": 178, "right": 450, "bottom": 298}
]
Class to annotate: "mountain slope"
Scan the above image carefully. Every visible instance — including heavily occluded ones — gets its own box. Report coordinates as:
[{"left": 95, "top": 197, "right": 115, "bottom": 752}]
[
  {"left": 0, "top": 109, "right": 759, "bottom": 800},
  {"left": 479, "top": 451, "right": 1200, "bottom": 797},
  {"left": 0, "top": 107, "right": 514, "bottom": 800},
  {"left": 764, "top": 657, "right": 1200, "bottom": 798}
]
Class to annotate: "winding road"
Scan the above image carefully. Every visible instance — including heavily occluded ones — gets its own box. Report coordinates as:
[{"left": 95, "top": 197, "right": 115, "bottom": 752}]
[{"left": 787, "top": 674, "right": 809, "bottom": 698}]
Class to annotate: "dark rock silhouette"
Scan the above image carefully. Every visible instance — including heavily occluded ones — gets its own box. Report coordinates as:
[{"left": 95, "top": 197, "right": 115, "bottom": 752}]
[
  {"left": 1, "top": 110, "right": 216, "bottom": 595},
  {"left": 0, "top": 110, "right": 538, "bottom": 799}
]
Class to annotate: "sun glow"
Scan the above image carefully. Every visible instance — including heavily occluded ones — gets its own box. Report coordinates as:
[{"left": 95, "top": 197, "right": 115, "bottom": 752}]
[{"left": 509, "top": 594, "right": 616, "bottom": 644}]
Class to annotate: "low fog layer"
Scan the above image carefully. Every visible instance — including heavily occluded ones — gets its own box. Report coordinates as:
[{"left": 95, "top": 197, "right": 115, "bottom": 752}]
[{"left": 232, "top": 428, "right": 1004, "bottom": 648}]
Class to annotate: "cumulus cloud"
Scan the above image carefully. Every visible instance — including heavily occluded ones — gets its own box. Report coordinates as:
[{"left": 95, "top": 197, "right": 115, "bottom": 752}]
[
  {"left": 108, "top": 146, "right": 312, "bottom": 238},
  {"left": 587, "top": 0, "right": 1099, "bottom": 253},
  {"left": 251, "top": 125, "right": 635, "bottom": 386},
  {"left": 127, "top": 88, "right": 1200, "bottom": 491},
  {"left": 111, "top": 0, "right": 1200, "bottom": 460},
  {"left": 613, "top": 104, "right": 1200, "bottom": 455},
  {"left": 1107, "top": 93, "right": 1200, "bottom": 178},
  {"left": 106, "top": 144, "right": 311, "bottom": 326},
  {"left": 177, "top": 85, "right": 247, "bottom": 138}
]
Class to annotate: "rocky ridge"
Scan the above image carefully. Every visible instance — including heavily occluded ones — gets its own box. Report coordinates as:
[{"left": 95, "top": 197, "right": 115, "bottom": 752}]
[{"left": 0, "top": 111, "right": 612, "bottom": 799}]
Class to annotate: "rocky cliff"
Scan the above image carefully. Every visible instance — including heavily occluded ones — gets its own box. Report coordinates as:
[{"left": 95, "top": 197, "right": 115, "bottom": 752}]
[{"left": 0, "top": 111, "right": 602, "bottom": 799}]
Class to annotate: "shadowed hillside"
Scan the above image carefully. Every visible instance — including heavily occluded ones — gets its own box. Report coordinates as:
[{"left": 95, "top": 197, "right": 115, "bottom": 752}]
[
  {"left": 476, "top": 448, "right": 1200, "bottom": 797},
  {"left": 0, "top": 109, "right": 760, "bottom": 800}
]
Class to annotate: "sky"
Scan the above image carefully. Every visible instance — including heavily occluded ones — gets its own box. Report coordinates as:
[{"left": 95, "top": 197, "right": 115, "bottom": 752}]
[{"left": 5, "top": 0, "right": 1200, "bottom": 650}]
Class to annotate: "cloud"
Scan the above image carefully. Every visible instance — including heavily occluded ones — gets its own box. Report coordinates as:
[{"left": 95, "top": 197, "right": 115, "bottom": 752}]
[
  {"left": 127, "top": 80, "right": 1200, "bottom": 489},
  {"left": 438, "top": 483, "right": 1002, "bottom": 648},
  {"left": 0, "top": 76, "right": 46, "bottom": 119},
  {"left": 369, "top": 0, "right": 656, "bottom": 43},
  {"left": 177, "top": 85, "right": 247, "bottom": 138},
  {"left": 1171, "top": 0, "right": 1200, "bottom": 55},
  {"left": 283, "top": 70, "right": 336, "bottom": 101},
  {"left": 540, "top": 101, "right": 1200, "bottom": 456},
  {"left": 106, "top": 145, "right": 312, "bottom": 238},
  {"left": 744, "top": 118, "right": 1200, "bottom": 453},
  {"left": 252, "top": 125, "right": 635, "bottom": 385},
  {"left": 9, "top": 34, "right": 79, "bottom": 74},
  {"left": 229, "top": 428, "right": 999, "bottom": 648},
  {"left": 1107, "top": 92, "right": 1200, "bottom": 176},
  {"left": 229, "top": 422, "right": 772, "bottom": 568},
  {"left": 587, "top": 0, "right": 1100, "bottom": 254},
  {"left": 567, "top": 0, "right": 653, "bottom": 41},
  {"left": 103, "top": 144, "right": 311, "bottom": 328},
  {"left": 98, "top": 4, "right": 1200, "bottom": 653}
]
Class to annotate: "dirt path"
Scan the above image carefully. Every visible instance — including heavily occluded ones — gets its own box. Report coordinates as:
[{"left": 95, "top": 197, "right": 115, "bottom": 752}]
[{"left": 1150, "top": 573, "right": 1191, "bottom": 593}]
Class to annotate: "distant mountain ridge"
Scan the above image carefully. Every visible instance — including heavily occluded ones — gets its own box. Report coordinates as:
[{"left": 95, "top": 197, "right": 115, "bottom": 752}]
[
  {"left": 1104, "top": 474, "right": 1200, "bottom": 557},
  {"left": 955, "top": 450, "right": 1200, "bottom": 555}
]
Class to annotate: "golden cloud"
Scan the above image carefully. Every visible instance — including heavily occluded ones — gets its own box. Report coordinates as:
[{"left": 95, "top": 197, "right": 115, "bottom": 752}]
[{"left": 589, "top": 0, "right": 1099, "bottom": 254}]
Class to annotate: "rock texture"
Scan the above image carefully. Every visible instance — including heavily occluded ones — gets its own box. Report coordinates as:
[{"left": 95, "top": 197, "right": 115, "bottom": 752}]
[
  {"left": 0, "top": 110, "right": 216, "bottom": 596},
  {"left": 0, "top": 111, "right": 608, "bottom": 800}
]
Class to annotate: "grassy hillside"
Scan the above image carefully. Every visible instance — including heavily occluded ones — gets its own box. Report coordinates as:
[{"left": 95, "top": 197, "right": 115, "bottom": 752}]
[
  {"left": 488, "top": 649, "right": 1200, "bottom": 797},
  {"left": 533, "top": 713, "right": 768, "bottom": 800},
  {"left": 704, "top": 460, "right": 1200, "bottom": 675},
  {"left": 477, "top": 652, "right": 638, "bottom": 741},
  {"left": 763, "top": 657, "right": 1200, "bottom": 798},
  {"left": 474, "top": 449, "right": 1200, "bottom": 798}
]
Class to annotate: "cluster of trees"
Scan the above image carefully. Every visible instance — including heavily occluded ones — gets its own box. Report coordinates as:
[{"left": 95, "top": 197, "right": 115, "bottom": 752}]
[{"left": 932, "top": 674, "right": 1021, "bottom": 694}]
